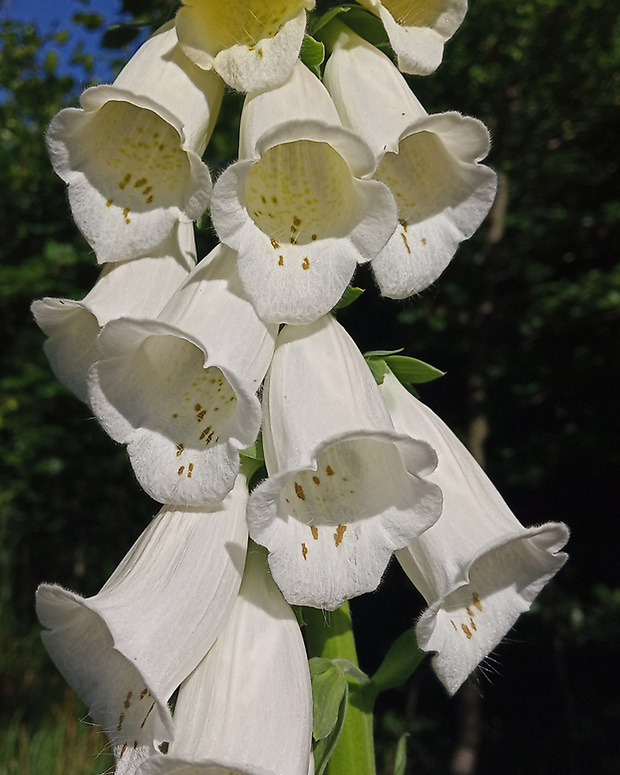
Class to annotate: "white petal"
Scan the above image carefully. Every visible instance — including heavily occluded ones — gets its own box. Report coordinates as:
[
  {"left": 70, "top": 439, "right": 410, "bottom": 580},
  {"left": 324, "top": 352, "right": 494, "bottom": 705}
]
[
  {"left": 37, "top": 477, "right": 249, "bottom": 773},
  {"left": 88, "top": 246, "right": 275, "bottom": 505},
  {"left": 358, "top": 0, "right": 468, "bottom": 75},
  {"left": 138, "top": 545, "right": 312, "bottom": 775},
  {"left": 211, "top": 119, "right": 397, "bottom": 323},
  {"left": 239, "top": 60, "right": 343, "bottom": 160},
  {"left": 379, "top": 370, "right": 569, "bottom": 693},
  {"left": 324, "top": 32, "right": 497, "bottom": 297},
  {"left": 112, "top": 21, "right": 224, "bottom": 154},
  {"left": 247, "top": 316, "right": 441, "bottom": 609},
  {"left": 175, "top": 1, "right": 314, "bottom": 92},
  {"left": 324, "top": 27, "right": 427, "bottom": 158},
  {"left": 31, "top": 223, "right": 195, "bottom": 402},
  {"left": 48, "top": 88, "right": 213, "bottom": 263}
]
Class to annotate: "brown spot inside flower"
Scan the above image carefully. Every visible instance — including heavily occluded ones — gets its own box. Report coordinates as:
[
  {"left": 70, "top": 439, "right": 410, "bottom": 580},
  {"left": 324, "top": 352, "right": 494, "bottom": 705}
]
[
  {"left": 334, "top": 524, "right": 347, "bottom": 547},
  {"left": 310, "top": 525, "right": 319, "bottom": 540},
  {"left": 326, "top": 465, "right": 334, "bottom": 476},
  {"left": 301, "top": 543, "right": 308, "bottom": 560},
  {"left": 302, "top": 257, "right": 310, "bottom": 270},
  {"left": 294, "top": 482, "right": 305, "bottom": 500},
  {"left": 461, "top": 624, "right": 473, "bottom": 639},
  {"left": 473, "top": 592, "right": 483, "bottom": 611}
]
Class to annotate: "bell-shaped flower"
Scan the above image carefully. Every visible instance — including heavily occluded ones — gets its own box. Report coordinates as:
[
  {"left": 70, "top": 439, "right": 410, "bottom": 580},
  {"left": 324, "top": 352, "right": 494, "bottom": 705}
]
[
  {"left": 378, "top": 369, "right": 569, "bottom": 694},
  {"left": 324, "top": 27, "right": 497, "bottom": 299},
  {"left": 47, "top": 22, "right": 224, "bottom": 264},
  {"left": 356, "top": 0, "right": 468, "bottom": 75},
  {"left": 138, "top": 544, "right": 313, "bottom": 775},
  {"left": 247, "top": 315, "right": 442, "bottom": 610},
  {"left": 32, "top": 222, "right": 196, "bottom": 404},
  {"left": 210, "top": 61, "right": 398, "bottom": 324},
  {"left": 36, "top": 475, "right": 249, "bottom": 775},
  {"left": 88, "top": 244, "right": 277, "bottom": 506},
  {"left": 175, "top": 0, "right": 316, "bottom": 93}
]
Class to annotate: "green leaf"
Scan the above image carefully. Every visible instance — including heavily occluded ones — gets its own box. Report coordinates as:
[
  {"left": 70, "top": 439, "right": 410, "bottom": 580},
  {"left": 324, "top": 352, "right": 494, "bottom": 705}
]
[
  {"left": 333, "top": 285, "right": 364, "bottom": 311},
  {"left": 364, "top": 348, "right": 404, "bottom": 358},
  {"left": 384, "top": 355, "right": 446, "bottom": 384},
  {"left": 102, "top": 24, "right": 141, "bottom": 49},
  {"left": 312, "top": 5, "right": 351, "bottom": 34},
  {"left": 393, "top": 733, "right": 410, "bottom": 775},
  {"left": 300, "top": 34, "right": 325, "bottom": 75},
  {"left": 309, "top": 658, "right": 349, "bottom": 741},
  {"left": 369, "top": 629, "right": 426, "bottom": 693},
  {"left": 365, "top": 356, "right": 387, "bottom": 385}
]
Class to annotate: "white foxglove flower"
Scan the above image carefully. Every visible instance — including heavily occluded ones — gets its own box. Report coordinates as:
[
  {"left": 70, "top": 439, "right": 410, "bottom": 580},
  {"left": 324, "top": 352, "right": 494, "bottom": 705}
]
[
  {"left": 379, "top": 369, "right": 569, "bottom": 694},
  {"left": 47, "top": 22, "right": 224, "bottom": 264},
  {"left": 175, "top": 0, "right": 316, "bottom": 93},
  {"left": 210, "top": 61, "right": 398, "bottom": 324},
  {"left": 324, "top": 28, "right": 497, "bottom": 299},
  {"left": 138, "top": 545, "right": 313, "bottom": 775},
  {"left": 32, "top": 222, "right": 196, "bottom": 404},
  {"left": 36, "top": 475, "right": 249, "bottom": 775},
  {"left": 357, "top": 0, "right": 468, "bottom": 75},
  {"left": 88, "top": 244, "right": 277, "bottom": 506},
  {"left": 247, "top": 315, "right": 442, "bottom": 610}
]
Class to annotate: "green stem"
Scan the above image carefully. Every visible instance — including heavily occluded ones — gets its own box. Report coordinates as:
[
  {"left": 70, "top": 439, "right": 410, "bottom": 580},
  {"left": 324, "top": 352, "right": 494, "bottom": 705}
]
[{"left": 305, "top": 603, "right": 376, "bottom": 775}]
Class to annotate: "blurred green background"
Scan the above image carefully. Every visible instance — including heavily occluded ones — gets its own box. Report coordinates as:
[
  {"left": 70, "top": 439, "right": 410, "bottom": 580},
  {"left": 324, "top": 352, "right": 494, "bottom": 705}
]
[{"left": 1, "top": 1, "right": 619, "bottom": 773}]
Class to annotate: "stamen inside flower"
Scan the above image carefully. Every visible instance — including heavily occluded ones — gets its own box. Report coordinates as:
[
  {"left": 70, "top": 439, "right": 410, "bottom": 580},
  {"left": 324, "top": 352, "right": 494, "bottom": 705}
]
[
  {"left": 184, "top": 0, "right": 304, "bottom": 49},
  {"left": 374, "top": 131, "right": 457, "bottom": 223},
  {"left": 78, "top": 102, "right": 189, "bottom": 214},
  {"left": 382, "top": 0, "right": 445, "bottom": 27},
  {"left": 133, "top": 335, "right": 238, "bottom": 447},
  {"left": 244, "top": 140, "right": 358, "bottom": 244},
  {"left": 280, "top": 439, "right": 410, "bottom": 525}
]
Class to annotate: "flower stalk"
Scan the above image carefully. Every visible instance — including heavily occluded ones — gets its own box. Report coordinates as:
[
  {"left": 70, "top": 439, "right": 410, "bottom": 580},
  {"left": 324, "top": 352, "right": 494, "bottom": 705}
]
[{"left": 305, "top": 603, "right": 376, "bottom": 775}]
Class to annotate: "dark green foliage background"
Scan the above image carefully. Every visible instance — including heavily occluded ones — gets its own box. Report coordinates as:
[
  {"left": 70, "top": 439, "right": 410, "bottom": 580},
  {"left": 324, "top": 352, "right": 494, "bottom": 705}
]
[{"left": 1, "top": 1, "right": 618, "bottom": 773}]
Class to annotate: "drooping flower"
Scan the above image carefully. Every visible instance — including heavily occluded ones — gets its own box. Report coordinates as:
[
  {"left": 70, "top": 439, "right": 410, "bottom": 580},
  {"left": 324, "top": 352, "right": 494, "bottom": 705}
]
[
  {"left": 88, "top": 244, "right": 277, "bottom": 506},
  {"left": 37, "top": 475, "right": 249, "bottom": 775},
  {"left": 378, "top": 369, "right": 569, "bottom": 694},
  {"left": 247, "top": 315, "right": 442, "bottom": 610},
  {"left": 356, "top": 0, "right": 468, "bottom": 75},
  {"left": 137, "top": 544, "right": 313, "bottom": 775},
  {"left": 324, "top": 27, "right": 497, "bottom": 298},
  {"left": 47, "top": 22, "right": 224, "bottom": 264},
  {"left": 32, "top": 222, "right": 196, "bottom": 404},
  {"left": 175, "top": 0, "right": 316, "bottom": 93},
  {"left": 210, "top": 61, "right": 398, "bottom": 324}
]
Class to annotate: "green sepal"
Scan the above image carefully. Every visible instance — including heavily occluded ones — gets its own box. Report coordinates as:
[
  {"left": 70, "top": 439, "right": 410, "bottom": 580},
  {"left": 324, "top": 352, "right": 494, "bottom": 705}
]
[
  {"left": 393, "top": 733, "right": 410, "bottom": 775},
  {"left": 334, "top": 285, "right": 365, "bottom": 311},
  {"left": 366, "top": 356, "right": 388, "bottom": 385},
  {"left": 384, "top": 355, "right": 445, "bottom": 385},
  {"left": 312, "top": 689, "right": 348, "bottom": 775},
  {"left": 368, "top": 629, "right": 426, "bottom": 693},
  {"left": 310, "top": 657, "right": 349, "bottom": 741},
  {"left": 300, "top": 34, "right": 325, "bottom": 77},
  {"left": 239, "top": 435, "right": 266, "bottom": 487}
]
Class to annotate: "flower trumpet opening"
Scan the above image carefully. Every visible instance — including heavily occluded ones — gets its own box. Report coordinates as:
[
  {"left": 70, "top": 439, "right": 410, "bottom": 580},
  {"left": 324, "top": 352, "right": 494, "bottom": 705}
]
[
  {"left": 243, "top": 139, "right": 361, "bottom": 245},
  {"left": 89, "top": 323, "right": 258, "bottom": 506}
]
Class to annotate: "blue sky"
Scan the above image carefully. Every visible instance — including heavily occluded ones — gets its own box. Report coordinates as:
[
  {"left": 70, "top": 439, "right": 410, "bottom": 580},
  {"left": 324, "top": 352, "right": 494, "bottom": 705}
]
[{"left": 1, "top": 0, "right": 141, "bottom": 84}]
